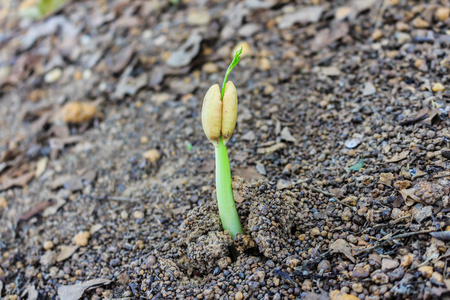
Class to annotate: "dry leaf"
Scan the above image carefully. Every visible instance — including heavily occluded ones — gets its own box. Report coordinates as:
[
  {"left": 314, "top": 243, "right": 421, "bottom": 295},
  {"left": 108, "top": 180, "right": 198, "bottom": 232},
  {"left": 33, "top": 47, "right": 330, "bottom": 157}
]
[
  {"left": 22, "top": 285, "right": 38, "bottom": 300},
  {"left": 167, "top": 33, "right": 202, "bottom": 68},
  {"left": 385, "top": 151, "right": 409, "bottom": 163},
  {"left": 57, "top": 278, "right": 111, "bottom": 300},
  {"left": 400, "top": 188, "right": 421, "bottom": 206},
  {"left": 330, "top": 239, "right": 355, "bottom": 263},
  {"left": 19, "top": 200, "right": 53, "bottom": 221},
  {"left": 278, "top": 6, "right": 324, "bottom": 29},
  {"left": 0, "top": 171, "right": 35, "bottom": 191},
  {"left": 234, "top": 167, "right": 265, "bottom": 181},
  {"left": 56, "top": 245, "right": 79, "bottom": 262},
  {"left": 280, "top": 127, "right": 297, "bottom": 143}
]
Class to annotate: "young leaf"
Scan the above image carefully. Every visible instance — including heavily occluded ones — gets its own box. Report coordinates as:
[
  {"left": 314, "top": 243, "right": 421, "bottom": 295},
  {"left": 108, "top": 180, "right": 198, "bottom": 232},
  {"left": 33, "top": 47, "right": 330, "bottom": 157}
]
[
  {"left": 221, "top": 47, "right": 242, "bottom": 100},
  {"left": 348, "top": 156, "right": 364, "bottom": 171}
]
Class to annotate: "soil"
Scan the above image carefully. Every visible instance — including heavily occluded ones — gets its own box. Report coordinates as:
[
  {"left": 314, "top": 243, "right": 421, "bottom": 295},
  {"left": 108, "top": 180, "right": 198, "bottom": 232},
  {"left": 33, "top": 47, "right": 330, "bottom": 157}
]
[{"left": 0, "top": 0, "right": 450, "bottom": 299}]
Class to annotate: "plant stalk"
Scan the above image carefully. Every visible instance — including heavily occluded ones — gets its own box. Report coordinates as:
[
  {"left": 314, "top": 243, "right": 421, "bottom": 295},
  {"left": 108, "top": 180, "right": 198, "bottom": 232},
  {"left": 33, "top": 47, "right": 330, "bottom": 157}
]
[{"left": 215, "top": 136, "right": 243, "bottom": 239}]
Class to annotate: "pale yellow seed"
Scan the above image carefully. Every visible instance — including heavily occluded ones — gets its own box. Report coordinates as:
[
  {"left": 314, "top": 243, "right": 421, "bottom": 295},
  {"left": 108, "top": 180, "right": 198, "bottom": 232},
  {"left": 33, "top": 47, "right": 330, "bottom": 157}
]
[
  {"left": 221, "top": 81, "right": 238, "bottom": 145},
  {"left": 201, "top": 84, "right": 222, "bottom": 146}
]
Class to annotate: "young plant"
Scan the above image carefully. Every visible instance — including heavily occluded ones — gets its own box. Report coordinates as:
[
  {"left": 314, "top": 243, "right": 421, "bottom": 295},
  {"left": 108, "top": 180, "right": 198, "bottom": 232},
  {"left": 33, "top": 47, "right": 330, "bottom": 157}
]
[{"left": 201, "top": 48, "right": 244, "bottom": 240}]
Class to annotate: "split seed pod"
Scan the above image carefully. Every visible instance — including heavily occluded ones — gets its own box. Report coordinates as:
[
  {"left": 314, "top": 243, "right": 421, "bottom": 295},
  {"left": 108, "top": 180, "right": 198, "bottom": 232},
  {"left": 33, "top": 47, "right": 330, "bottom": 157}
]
[{"left": 202, "top": 81, "right": 238, "bottom": 146}]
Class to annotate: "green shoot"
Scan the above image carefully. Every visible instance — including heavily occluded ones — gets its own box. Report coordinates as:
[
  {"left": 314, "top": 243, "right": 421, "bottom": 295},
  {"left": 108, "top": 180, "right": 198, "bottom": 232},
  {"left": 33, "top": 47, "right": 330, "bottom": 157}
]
[
  {"left": 221, "top": 47, "right": 242, "bottom": 100},
  {"left": 215, "top": 136, "right": 243, "bottom": 239}
]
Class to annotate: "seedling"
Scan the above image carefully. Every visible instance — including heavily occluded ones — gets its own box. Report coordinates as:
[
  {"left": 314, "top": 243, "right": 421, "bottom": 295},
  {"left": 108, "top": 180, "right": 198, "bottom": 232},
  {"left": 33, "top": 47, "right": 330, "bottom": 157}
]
[{"left": 201, "top": 48, "right": 244, "bottom": 240}]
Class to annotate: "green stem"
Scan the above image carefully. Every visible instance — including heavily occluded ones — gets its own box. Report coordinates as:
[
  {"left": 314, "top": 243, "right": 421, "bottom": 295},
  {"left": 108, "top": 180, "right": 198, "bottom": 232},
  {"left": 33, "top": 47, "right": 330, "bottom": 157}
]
[{"left": 215, "top": 136, "right": 243, "bottom": 239}]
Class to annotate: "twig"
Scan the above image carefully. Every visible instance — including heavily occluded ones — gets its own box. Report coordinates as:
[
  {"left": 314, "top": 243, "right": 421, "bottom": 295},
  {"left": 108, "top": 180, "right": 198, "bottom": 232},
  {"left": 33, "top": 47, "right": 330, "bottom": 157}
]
[
  {"left": 308, "top": 186, "right": 336, "bottom": 198},
  {"left": 81, "top": 194, "right": 140, "bottom": 202},
  {"left": 355, "top": 230, "right": 435, "bottom": 254},
  {"left": 387, "top": 230, "right": 434, "bottom": 241}
]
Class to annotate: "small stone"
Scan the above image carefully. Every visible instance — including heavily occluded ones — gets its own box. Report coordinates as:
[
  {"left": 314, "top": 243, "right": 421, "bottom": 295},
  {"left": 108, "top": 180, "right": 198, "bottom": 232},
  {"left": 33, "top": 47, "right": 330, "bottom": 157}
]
[
  {"left": 235, "top": 291, "right": 243, "bottom": 300},
  {"left": 348, "top": 149, "right": 356, "bottom": 156},
  {"left": 259, "top": 58, "right": 271, "bottom": 71},
  {"left": 61, "top": 102, "right": 98, "bottom": 124},
  {"left": 395, "top": 32, "right": 411, "bottom": 44},
  {"left": 140, "top": 136, "right": 148, "bottom": 144},
  {"left": 400, "top": 254, "right": 414, "bottom": 268},
  {"left": 395, "top": 22, "right": 409, "bottom": 31},
  {"left": 202, "top": 62, "right": 218, "bottom": 74},
  {"left": 329, "top": 290, "right": 360, "bottom": 300},
  {"left": 44, "top": 68, "right": 63, "bottom": 83},
  {"left": 382, "top": 258, "right": 399, "bottom": 271},
  {"left": 0, "top": 197, "right": 7, "bottom": 209},
  {"left": 387, "top": 267, "right": 405, "bottom": 281},
  {"left": 143, "top": 149, "right": 161, "bottom": 163},
  {"left": 371, "top": 271, "right": 389, "bottom": 284},
  {"left": 264, "top": 84, "right": 275, "bottom": 95},
  {"left": 432, "top": 271, "right": 444, "bottom": 283},
  {"left": 341, "top": 207, "right": 353, "bottom": 222},
  {"left": 187, "top": 9, "right": 211, "bottom": 26},
  {"left": 318, "top": 260, "right": 331, "bottom": 272},
  {"left": 435, "top": 7, "right": 450, "bottom": 22},
  {"left": 218, "top": 257, "right": 231, "bottom": 269},
  {"left": 426, "top": 130, "right": 436, "bottom": 138},
  {"left": 133, "top": 211, "right": 144, "bottom": 219},
  {"left": 412, "top": 17, "right": 429, "bottom": 28},
  {"left": 43, "top": 241, "right": 54, "bottom": 250},
  {"left": 351, "top": 283, "right": 364, "bottom": 293},
  {"left": 335, "top": 6, "right": 351, "bottom": 20},
  {"left": 120, "top": 211, "right": 129, "bottom": 219},
  {"left": 371, "top": 29, "right": 383, "bottom": 41},
  {"left": 418, "top": 266, "right": 433, "bottom": 279},
  {"left": 432, "top": 83, "right": 445, "bottom": 92},
  {"left": 73, "top": 231, "right": 90, "bottom": 246},
  {"left": 414, "top": 206, "right": 433, "bottom": 223},
  {"left": 286, "top": 256, "right": 300, "bottom": 268},
  {"left": 352, "top": 265, "right": 370, "bottom": 278},
  {"left": 310, "top": 227, "right": 321, "bottom": 237}
]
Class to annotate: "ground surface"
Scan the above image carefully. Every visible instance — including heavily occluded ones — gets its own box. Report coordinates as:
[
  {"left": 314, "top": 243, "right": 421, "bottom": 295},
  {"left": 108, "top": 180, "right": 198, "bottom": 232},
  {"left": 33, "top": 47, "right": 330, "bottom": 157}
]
[{"left": 0, "top": 0, "right": 450, "bottom": 299}]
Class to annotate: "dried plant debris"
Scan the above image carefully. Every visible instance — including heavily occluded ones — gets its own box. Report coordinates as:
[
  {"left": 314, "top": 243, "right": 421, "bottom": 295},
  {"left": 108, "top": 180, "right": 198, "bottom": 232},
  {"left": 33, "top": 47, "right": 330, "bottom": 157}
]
[{"left": 1, "top": 0, "right": 450, "bottom": 299}]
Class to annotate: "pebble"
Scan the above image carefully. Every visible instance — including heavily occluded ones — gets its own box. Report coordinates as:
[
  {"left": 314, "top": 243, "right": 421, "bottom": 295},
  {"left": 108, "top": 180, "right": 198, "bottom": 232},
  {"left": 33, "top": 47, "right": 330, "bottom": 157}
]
[
  {"left": 44, "top": 68, "right": 63, "bottom": 83},
  {"left": 187, "top": 9, "right": 211, "bottom": 26},
  {"left": 120, "top": 211, "right": 129, "bottom": 219},
  {"left": 432, "top": 83, "right": 445, "bottom": 92},
  {"left": 412, "top": 17, "right": 429, "bottom": 28},
  {"left": 348, "top": 149, "right": 356, "bottom": 156},
  {"left": 202, "top": 62, "right": 218, "bottom": 74},
  {"left": 371, "top": 29, "right": 383, "bottom": 41},
  {"left": 0, "top": 197, "right": 7, "bottom": 209},
  {"left": 73, "top": 231, "right": 90, "bottom": 246},
  {"left": 435, "top": 7, "right": 449, "bottom": 21},
  {"left": 140, "top": 136, "right": 148, "bottom": 144},
  {"left": 310, "top": 227, "right": 321, "bottom": 237},
  {"left": 418, "top": 266, "right": 433, "bottom": 279},
  {"left": 381, "top": 258, "right": 399, "bottom": 271},
  {"left": 143, "top": 149, "right": 161, "bottom": 163},
  {"left": 395, "top": 32, "right": 411, "bottom": 44},
  {"left": 43, "top": 241, "right": 54, "bottom": 250},
  {"left": 352, "top": 265, "right": 370, "bottom": 278},
  {"left": 431, "top": 271, "right": 444, "bottom": 283},
  {"left": 133, "top": 211, "right": 144, "bottom": 219},
  {"left": 61, "top": 102, "right": 98, "bottom": 124},
  {"left": 235, "top": 291, "right": 243, "bottom": 300},
  {"left": 259, "top": 58, "right": 271, "bottom": 71}
]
